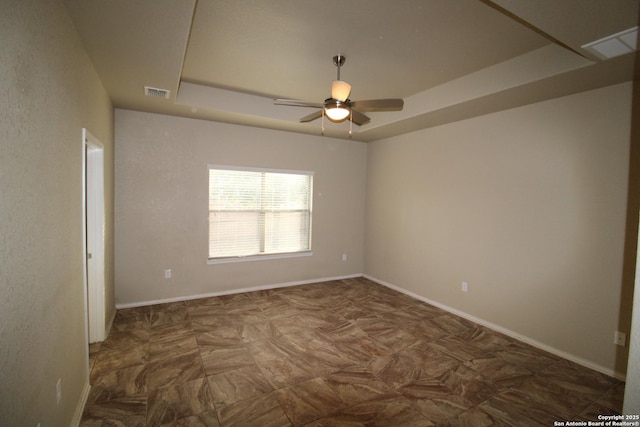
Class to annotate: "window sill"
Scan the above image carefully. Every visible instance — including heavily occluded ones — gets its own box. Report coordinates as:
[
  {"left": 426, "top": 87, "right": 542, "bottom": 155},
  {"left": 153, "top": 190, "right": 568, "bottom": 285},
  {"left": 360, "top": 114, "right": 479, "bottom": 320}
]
[{"left": 207, "top": 250, "right": 313, "bottom": 265}]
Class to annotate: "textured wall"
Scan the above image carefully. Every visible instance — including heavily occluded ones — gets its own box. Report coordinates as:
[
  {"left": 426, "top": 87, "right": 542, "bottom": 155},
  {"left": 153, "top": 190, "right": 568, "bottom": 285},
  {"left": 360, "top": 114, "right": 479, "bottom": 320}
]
[
  {"left": 0, "top": 1, "right": 114, "bottom": 425},
  {"left": 364, "top": 83, "right": 633, "bottom": 376},
  {"left": 114, "top": 110, "right": 366, "bottom": 305}
]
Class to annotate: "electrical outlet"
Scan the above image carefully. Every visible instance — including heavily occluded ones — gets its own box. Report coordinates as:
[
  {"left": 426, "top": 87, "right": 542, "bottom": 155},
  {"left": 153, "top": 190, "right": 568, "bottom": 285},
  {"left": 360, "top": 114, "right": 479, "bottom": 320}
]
[
  {"left": 164, "top": 269, "right": 171, "bottom": 279},
  {"left": 56, "top": 378, "right": 62, "bottom": 406},
  {"left": 342, "top": 253, "right": 347, "bottom": 262},
  {"left": 461, "top": 282, "right": 468, "bottom": 292},
  {"left": 614, "top": 331, "right": 626, "bottom": 347}
]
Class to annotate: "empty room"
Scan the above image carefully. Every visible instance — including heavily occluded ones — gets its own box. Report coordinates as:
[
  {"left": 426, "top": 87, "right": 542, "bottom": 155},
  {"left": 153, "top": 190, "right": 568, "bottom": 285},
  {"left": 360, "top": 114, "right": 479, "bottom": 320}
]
[{"left": 2, "top": 0, "right": 640, "bottom": 426}]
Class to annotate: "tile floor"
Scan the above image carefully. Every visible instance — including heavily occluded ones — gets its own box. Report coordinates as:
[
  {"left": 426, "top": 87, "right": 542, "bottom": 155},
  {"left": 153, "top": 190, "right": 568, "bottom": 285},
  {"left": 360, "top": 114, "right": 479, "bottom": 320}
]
[{"left": 80, "top": 277, "right": 624, "bottom": 426}]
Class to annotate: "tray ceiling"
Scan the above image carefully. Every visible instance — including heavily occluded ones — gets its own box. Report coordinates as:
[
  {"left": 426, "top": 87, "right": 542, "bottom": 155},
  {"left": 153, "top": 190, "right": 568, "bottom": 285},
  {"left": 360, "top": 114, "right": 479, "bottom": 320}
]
[{"left": 64, "top": 0, "right": 639, "bottom": 141}]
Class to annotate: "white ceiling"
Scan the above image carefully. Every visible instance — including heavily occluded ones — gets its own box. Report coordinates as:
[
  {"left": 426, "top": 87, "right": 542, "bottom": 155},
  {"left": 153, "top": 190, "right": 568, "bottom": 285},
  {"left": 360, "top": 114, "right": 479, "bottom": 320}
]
[{"left": 63, "top": 0, "right": 639, "bottom": 142}]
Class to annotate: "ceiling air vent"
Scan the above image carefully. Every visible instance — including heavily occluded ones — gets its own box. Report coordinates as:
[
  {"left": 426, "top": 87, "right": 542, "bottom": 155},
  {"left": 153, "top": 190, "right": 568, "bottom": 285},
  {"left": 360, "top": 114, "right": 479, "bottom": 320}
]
[
  {"left": 582, "top": 27, "right": 638, "bottom": 60},
  {"left": 144, "top": 86, "right": 170, "bottom": 99}
]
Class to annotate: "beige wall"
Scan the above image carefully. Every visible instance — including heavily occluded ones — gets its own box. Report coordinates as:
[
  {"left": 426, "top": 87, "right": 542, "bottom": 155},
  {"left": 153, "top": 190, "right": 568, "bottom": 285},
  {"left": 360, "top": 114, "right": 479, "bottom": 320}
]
[
  {"left": 0, "top": 0, "right": 114, "bottom": 425},
  {"left": 365, "top": 82, "right": 633, "bottom": 376},
  {"left": 114, "top": 110, "right": 366, "bottom": 305}
]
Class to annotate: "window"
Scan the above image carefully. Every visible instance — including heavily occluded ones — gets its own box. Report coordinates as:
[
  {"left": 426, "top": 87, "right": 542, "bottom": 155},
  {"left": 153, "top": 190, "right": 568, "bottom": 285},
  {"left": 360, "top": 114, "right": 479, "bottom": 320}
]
[{"left": 208, "top": 165, "right": 313, "bottom": 261}]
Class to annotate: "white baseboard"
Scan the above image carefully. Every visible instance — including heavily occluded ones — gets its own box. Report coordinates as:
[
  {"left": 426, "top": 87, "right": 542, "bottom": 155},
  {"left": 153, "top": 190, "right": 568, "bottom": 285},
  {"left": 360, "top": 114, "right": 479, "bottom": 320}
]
[
  {"left": 363, "top": 274, "right": 626, "bottom": 381},
  {"left": 116, "top": 273, "right": 362, "bottom": 309},
  {"left": 71, "top": 382, "right": 91, "bottom": 427}
]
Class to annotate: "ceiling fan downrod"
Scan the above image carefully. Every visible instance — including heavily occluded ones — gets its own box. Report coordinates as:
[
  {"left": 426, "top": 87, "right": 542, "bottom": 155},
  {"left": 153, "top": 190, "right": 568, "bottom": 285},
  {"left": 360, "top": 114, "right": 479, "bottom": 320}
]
[{"left": 333, "top": 55, "right": 345, "bottom": 81}]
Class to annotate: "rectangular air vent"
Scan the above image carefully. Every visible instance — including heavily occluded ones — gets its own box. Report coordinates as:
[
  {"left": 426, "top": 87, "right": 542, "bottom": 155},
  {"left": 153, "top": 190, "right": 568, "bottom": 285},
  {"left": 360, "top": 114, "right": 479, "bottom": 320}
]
[
  {"left": 582, "top": 27, "right": 638, "bottom": 60},
  {"left": 144, "top": 86, "right": 170, "bottom": 99}
]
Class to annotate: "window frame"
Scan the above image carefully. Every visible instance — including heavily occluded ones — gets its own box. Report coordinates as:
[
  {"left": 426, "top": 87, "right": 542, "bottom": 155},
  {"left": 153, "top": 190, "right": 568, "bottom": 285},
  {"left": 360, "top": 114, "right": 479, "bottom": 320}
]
[{"left": 207, "top": 164, "right": 314, "bottom": 264}]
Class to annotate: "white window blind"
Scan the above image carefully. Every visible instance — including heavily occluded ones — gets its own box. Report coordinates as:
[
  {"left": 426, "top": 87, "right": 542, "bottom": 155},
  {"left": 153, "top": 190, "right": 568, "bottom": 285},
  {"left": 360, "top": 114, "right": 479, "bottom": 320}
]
[{"left": 208, "top": 166, "right": 313, "bottom": 260}]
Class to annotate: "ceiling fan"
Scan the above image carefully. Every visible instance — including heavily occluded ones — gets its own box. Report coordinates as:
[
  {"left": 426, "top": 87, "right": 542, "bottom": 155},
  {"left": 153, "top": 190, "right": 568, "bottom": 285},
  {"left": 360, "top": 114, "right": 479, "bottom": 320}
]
[{"left": 275, "top": 55, "right": 404, "bottom": 126}]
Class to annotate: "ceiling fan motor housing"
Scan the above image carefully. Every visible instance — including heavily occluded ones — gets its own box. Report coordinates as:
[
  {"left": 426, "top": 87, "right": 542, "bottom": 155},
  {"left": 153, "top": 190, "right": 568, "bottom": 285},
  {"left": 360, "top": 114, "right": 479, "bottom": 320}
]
[{"left": 325, "top": 98, "right": 350, "bottom": 107}]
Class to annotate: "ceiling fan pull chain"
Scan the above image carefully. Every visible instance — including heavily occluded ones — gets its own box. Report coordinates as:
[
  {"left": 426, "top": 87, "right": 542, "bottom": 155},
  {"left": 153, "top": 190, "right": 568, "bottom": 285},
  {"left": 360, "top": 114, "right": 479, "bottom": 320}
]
[
  {"left": 321, "top": 108, "right": 325, "bottom": 135},
  {"left": 349, "top": 110, "right": 353, "bottom": 137}
]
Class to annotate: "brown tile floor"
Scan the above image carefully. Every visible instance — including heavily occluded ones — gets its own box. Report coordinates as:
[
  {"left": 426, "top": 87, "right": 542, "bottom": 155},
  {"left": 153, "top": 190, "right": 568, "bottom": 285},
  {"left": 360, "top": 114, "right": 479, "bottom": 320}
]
[{"left": 80, "top": 277, "right": 624, "bottom": 426}]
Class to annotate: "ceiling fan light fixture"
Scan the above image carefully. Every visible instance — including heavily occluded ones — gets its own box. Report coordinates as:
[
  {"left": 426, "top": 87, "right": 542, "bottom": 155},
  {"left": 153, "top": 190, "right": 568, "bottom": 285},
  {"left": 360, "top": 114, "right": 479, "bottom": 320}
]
[
  {"left": 331, "top": 80, "right": 351, "bottom": 102},
  {"left": 325, "top": 106, "right": 350, "bottom": 121},
  {"left": 324, "top": 99, "right": 351, "bottom": 122}
]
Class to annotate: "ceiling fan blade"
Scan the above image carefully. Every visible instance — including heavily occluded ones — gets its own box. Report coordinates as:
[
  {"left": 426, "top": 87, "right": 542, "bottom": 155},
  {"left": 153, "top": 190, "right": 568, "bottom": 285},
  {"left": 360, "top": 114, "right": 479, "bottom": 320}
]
[
  {"left": 331, "top": 80, "right": 351, "bottom": 102},
  {"left": 350, "top": 99, "right": 404, "bottom": 112},
  {"left": 299, "top": 110, "right": 323, "bottom": 123},
  {"left": 350, "top": 110, "right": 371, "bottom": 126},
  {"left": 274, "top": 99, "right": 324, "bottom": 108}
]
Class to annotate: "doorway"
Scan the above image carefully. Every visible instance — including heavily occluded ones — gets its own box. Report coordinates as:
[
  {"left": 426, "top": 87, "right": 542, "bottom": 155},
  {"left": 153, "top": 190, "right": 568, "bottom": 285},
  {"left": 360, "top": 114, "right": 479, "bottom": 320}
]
[{"left": 83, "top": 128, "right": 106, "bottom": 344}]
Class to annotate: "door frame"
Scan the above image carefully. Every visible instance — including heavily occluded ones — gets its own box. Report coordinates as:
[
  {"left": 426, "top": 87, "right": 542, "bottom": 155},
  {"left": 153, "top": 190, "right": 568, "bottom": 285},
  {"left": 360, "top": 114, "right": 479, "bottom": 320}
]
[{"left": 82, "top": 128, "right": 106, "bottom": 344}]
